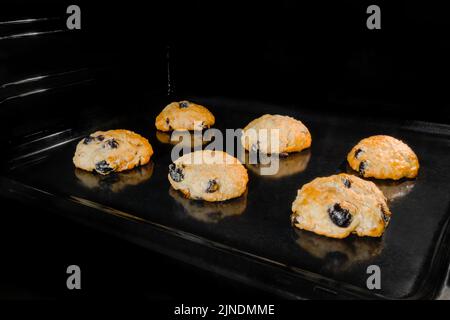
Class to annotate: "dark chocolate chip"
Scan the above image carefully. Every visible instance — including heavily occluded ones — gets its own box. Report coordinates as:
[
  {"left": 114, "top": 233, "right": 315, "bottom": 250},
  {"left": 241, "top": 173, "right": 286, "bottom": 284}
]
[
  {"left": 328, "top": 203, "right": 353, "bottom": 228},
  {"left": 206, "top": 179, "right": 219, "bottom": 193},
  {"left": 95, "top": 160, "right": 114, "bottom": 174},
  {"left": 169, "top": 163, "right": 184, "bottom": 182},
  {"left": 106, "top": 139, "right": 119, "bottom": 149},
  {"left": 96, "top": 135, "right": 105, "bottom": 141},
  {"left": 179, "top": 101, "right": 189, "bottom": 108},
  {"left": 83, "top": 136, "right": 95, "bottom": 144},
  {"left": 380, "top": 204, "right": 390, "bottom": 224},
  {"left": 354, "top": 148, "right": 363, "bottom": 159},
  {"left": 343, "top": 178, "right": 351, "bottom": 188},
  {"left": 359, "top": 161, "right": 368, "bottom": 176},
  {"left": 279, "top": 152, "right": 289, "bottom": 158}
]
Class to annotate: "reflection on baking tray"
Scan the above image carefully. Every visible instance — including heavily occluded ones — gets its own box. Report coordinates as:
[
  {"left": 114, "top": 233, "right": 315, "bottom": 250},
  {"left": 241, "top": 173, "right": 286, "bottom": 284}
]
[
  {"left": 245, "top": 150, "right": 311, "bottom": 178},
  {"left": 294, "top": 229, "right": 384, "bottom": 273},
  {"left": 375, "top": 180, "right": 416, "bottom": 202},
  {"left": 156, "top": 130, "right": 207, "bottom": 147},
  {"left": 342, "top": 162, "right": 416, "bottom": 202},
  {"left": 74, "top": 162, "right": 154, "bottom": 192},
  {"left": 169, "top": 188, "right": 247, "bottom": 223}
]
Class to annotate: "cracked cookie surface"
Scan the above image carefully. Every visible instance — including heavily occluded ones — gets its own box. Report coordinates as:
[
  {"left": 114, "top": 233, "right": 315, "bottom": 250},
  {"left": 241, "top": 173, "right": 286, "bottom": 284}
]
[
  {"left": 347, "top": 135, "right": 419, "bottom": 180},
  {"left": 241, "top": 114, "right": 311, "bottom": 154},
  {"left": 291, "top": 174, "right": 391, "bottom": 238},
  {"left": 168, "top": 150, "right": 248, "bottom": 202},
  {"left": 73, "top": 129, "right": 153, "bottom": 175},
  {"left": 155, "top": 100, "right": 215, "bottom": 131}
]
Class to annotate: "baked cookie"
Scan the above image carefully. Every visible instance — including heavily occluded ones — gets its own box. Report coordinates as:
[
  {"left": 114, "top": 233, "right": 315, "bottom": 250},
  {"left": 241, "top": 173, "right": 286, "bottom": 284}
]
[
  {"left": 344, "top": 166, "right": 416, "bottom": 202},
  {"left": 155, "top": 100, "right": 215, "bottom": 131},
  {"left": 168, "top": 150, "right": 248, "bottom": 202},
  {"left": 291, "top": 173, "right": 391, "bottom": 238},
  {"left": 73, "top": 129, "right": 153, "bottom": 175},
  {"left": 347, "top": 135, "right": 419, "bottom": 180},
  {"left": 241, "top": 114, "right": 311, "bottom": 154}
]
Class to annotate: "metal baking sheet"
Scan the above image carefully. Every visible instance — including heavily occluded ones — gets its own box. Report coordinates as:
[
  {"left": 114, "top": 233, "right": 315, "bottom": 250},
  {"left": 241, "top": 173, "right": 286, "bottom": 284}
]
[{"left": 2, "top": 97, "right": 450, "bottom": 299}]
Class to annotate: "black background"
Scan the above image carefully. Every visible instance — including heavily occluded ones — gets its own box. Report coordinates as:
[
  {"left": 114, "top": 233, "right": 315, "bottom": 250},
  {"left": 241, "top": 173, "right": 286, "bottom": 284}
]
[
  {"left": 1, "top": 0, "right": 449, "bottom": 301},
  {"left": 1, "top": 1, "right": 449, "bottom": 125}
]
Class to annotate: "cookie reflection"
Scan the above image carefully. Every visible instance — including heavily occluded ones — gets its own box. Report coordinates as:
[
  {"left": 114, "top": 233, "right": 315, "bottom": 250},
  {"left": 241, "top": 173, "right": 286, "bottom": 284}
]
[
  {"left": 169, "top": 188, "right": 247, "bottom": 223},
  {"left": 375, "top": 180, "right": 416, "bottom": 202},
  {"left": 245, "top": 150, "right": 311, "bottom": 178},
  {"left": 75, "top": 162, "right": 154, "bottom": 192},
  {"left": 156, "top": 130, "right": 207, "bottom": 147},
  {"left": 343, "top": 163, "right": 416, "bottom": 202},
  {"left": 294, "top": 229, "right": 383, "bottom": 273}
]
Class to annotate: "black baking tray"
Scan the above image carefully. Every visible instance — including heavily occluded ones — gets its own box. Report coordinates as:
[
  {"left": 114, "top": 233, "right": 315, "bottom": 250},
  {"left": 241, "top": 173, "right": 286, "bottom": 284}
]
[{"left": 2, "top": 96, "right": 450, "bottom": 299}]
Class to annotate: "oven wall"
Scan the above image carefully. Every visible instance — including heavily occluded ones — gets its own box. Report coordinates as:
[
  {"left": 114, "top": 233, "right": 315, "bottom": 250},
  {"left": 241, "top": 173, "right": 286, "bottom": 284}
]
[
  {"left": 170, "top": 0, "right": 450, "bottom": 123},
  {"left": 1, "top": 0, "right": 449, "bottom": 139},
  {"left": 0, "top": 0, "right": 169, "bottom": 142}
]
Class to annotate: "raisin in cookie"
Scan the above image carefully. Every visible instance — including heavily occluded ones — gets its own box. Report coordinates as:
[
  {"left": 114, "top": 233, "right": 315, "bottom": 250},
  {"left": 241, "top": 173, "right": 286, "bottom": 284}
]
[
  {"left": 347, "top": 135, "right": 419, "bottom": 180},
  {"left": 168, "top": 150, "right": 248, "bottom": 202},
  {"left": 241, "top": 114, "right": 311, "bottom": 154},
  {"left": 73, "top": 129, "right": 153, "bottom": 175},
  {"left": 155, "top": 100, "right": 215, "bottom": 131},
  {"left": 291, "top": 174, "right": 391, "bottom": 238}
]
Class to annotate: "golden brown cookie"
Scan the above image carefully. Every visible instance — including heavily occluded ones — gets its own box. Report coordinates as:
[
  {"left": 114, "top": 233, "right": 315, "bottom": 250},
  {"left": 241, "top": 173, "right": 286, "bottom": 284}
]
[
  {"left": 347, "top": 135, "right": 419, "bottom": 180},
  {"left": 291, "top": 174, "right": 391, "bottom": 239},
  {"left": 168, "top": 150, "right": 248, "bottom": 202},
  {"left": 241, "top": 114, "right": 311, "bottom": 154},
  {"left": 73, "top": 129, "right": 153, "bottom": 175},
  {"left": 155, "top": 100, "right": 215, "bottom": 132}
]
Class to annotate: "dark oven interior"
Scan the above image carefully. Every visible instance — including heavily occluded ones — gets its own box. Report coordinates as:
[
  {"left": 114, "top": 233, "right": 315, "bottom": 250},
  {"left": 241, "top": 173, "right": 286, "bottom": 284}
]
[{"left": 1, "top": 0, "right": 450, "bottom": 300}]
